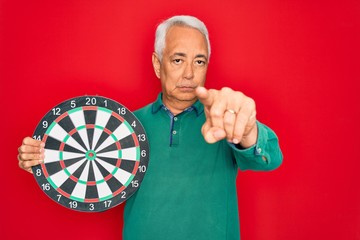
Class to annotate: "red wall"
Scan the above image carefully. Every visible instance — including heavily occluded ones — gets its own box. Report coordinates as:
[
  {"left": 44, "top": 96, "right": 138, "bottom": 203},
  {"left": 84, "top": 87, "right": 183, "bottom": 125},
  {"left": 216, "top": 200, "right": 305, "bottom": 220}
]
[{"left": 1, "top": 1, "right": 359, "bottom": 239}]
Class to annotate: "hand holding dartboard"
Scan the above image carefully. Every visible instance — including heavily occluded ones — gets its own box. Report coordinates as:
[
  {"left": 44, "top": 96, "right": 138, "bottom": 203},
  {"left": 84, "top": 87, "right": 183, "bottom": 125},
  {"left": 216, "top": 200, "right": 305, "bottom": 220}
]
[{"left": 31, "top": 96, "right": 149, "bottom": 212}]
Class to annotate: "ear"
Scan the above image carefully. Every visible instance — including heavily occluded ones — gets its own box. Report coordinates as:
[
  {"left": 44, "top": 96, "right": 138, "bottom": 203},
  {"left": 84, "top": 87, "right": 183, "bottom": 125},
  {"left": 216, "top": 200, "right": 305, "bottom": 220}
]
[{"left": 152, "top": 52, "right": 161, "bottom": 79}]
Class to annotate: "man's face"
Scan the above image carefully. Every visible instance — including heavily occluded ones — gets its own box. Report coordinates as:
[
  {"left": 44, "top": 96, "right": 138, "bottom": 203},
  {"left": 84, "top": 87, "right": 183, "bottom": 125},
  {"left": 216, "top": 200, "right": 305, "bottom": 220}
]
[{"left": 153, "top": 25, "right": 209, "bottom": 106}]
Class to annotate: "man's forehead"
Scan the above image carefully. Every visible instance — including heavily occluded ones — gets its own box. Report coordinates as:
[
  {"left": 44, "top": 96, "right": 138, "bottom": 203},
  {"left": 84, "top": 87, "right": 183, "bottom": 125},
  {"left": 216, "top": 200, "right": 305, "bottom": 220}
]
[{"left": 164, "top": 25, "right": 208, "bottom": 56}]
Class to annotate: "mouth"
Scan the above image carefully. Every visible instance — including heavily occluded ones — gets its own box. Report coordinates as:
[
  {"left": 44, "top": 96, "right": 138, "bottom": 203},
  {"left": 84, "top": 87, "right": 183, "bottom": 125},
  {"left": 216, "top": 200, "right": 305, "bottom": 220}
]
[{"left": 176, "top": 85, "right": 197, "bottom": 92}]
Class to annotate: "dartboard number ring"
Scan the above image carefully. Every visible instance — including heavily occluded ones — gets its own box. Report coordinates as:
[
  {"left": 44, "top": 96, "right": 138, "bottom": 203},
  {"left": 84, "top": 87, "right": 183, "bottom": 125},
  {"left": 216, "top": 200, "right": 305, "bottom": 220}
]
[{"left": 32, "top": 96, "right": 149, "bottom": 212}]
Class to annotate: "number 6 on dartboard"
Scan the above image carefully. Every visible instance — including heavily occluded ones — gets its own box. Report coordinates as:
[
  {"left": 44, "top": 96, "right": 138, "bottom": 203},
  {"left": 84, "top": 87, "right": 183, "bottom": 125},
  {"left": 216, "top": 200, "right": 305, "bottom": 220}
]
[{"left": 32, "top": 96, "right": 150, "bottom": 212}]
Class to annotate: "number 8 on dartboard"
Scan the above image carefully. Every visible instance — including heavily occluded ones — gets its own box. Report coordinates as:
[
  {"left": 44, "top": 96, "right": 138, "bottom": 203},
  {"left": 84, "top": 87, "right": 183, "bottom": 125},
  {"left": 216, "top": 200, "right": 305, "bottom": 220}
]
[{"left": 32, "top": 96, "right": 149, "bottom": 212}]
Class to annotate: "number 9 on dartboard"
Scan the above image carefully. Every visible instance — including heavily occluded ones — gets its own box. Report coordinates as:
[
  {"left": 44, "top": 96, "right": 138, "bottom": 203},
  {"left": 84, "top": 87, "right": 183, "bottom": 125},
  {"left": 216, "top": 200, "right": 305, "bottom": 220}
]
[{"left": 32, "top": 96, "right": 149, "bottom": 212}]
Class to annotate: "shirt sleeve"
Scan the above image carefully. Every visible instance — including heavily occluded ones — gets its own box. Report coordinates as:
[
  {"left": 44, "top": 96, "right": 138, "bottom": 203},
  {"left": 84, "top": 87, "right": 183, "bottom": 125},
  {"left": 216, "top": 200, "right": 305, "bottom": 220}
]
[{"left": 228, "top": 121, "right": 283, "bottom": 171}]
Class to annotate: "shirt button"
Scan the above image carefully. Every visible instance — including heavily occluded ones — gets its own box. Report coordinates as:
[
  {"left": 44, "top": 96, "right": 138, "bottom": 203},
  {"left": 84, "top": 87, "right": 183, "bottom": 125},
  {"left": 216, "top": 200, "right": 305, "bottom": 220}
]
[
  {"left": 174, "top": 117, "right": 178, "bottom": 121},
  {"left": 172, "top": 130, "right": 177, "bottom": 135},
  {"left": 257, "top": 148, "right": 262, "bottom": 154}
]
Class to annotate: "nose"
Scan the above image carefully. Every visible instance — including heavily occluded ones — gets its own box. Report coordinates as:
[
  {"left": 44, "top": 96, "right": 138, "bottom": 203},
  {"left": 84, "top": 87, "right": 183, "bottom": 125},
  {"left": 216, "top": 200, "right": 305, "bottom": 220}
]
[{"left": 183, "top": 62, "right": 194, "bottom": 80}]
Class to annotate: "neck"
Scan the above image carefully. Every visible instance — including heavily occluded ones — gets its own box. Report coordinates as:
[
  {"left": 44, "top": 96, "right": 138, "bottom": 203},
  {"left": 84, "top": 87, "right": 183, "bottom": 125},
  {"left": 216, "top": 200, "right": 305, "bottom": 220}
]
[{"left": 162, "top": 96, "right": 197, "bottom": 115}]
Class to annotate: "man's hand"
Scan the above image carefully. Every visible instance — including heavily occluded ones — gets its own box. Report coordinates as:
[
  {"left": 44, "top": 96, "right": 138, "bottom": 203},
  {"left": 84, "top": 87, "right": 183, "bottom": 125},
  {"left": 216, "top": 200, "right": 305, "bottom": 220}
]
[
  {"left": 17, "top": 137, "right": 45, "bottom": 174},
  {"left": 196, "top": 86, "right": 258, "bottom": 148}
]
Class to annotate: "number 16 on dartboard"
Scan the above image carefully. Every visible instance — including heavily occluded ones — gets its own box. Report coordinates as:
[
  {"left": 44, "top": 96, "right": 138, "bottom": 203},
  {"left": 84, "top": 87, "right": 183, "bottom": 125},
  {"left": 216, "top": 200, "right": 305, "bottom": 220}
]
[{"left": 32, "top": 96, "right": 149, "bottom": 212}]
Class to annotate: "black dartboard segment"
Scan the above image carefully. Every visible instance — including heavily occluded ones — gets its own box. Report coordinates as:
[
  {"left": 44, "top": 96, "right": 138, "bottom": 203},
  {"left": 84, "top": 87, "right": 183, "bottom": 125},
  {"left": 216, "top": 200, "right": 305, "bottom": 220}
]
[{"left": 32, "top": 96, "right": 149, "bottom": 212}]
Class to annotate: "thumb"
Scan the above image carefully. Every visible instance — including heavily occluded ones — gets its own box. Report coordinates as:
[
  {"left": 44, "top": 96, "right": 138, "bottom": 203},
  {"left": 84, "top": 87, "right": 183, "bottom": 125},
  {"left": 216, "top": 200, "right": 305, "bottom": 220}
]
[{"left": 202, "top": 120, "right": 226, "bottom": 143}]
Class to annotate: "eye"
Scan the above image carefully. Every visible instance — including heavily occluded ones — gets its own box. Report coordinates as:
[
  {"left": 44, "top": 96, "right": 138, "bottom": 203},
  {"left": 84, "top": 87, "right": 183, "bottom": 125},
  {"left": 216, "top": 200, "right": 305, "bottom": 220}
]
[
  {"left": 195, "top": 60, "right": 206, "bottom": 65},
  {"left": 173, "top": 59, "right": 183, "bottom": 64}
]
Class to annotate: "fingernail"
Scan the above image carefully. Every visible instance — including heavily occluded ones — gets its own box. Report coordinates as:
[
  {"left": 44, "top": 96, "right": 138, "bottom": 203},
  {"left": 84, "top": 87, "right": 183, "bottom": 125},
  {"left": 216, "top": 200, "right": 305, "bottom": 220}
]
[
  {"left": 233, "top": 138, "right": 240, "bottom": 144},
  {"left": 40, "top": 142, "right": 45, "bottom": 147},
  {"left": 39, "top": 159, "right": 44, "bottom": 164},
  {"left": 40, "top": 154, "right": 45, "bottom": 159}
]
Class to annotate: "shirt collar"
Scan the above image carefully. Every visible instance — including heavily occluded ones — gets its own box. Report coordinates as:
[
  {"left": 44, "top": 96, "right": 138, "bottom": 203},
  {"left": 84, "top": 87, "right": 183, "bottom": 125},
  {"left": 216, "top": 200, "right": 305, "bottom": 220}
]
[{"left": 151, "top": 93, "right": 204, "bottom": 116}]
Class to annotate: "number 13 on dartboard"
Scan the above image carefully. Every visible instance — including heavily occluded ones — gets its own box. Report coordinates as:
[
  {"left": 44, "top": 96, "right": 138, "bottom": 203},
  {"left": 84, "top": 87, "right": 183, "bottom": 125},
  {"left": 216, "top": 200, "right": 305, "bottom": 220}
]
[{"left": 32, "top": 96, "right": 149, "bottom": 212}]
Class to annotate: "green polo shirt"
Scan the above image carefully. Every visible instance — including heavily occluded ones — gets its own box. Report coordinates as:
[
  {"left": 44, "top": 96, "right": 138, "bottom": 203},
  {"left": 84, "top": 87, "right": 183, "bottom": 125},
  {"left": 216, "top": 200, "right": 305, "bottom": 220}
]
[{"left": 123, "top": 93, "right": 283, "bottom": 240}]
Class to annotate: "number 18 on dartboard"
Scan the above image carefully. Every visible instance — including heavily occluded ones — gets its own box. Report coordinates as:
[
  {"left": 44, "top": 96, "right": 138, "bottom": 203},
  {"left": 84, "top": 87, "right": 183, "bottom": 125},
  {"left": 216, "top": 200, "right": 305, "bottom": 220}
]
[{"left": 32, "top": 96, "right": 149, "bottom": 212}]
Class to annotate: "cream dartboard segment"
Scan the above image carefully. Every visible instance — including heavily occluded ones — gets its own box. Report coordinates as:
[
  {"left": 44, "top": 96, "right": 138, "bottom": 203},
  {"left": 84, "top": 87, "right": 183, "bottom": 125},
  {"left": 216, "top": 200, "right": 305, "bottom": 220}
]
[{"left": 32, "top": 96, "right": 149, "bottom": 212}]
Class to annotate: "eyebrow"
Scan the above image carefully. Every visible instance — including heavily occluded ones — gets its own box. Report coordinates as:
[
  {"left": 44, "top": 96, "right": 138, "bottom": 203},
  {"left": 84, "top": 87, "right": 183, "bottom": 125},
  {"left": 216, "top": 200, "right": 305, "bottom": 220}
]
[{"left": 172, "top": 52, "right": 208, "bottom": 61}]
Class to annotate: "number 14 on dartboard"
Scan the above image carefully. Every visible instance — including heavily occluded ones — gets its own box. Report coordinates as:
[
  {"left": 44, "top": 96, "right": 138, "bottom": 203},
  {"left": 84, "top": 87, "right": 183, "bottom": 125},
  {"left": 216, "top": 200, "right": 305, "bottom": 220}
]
[{"left": 32, "top": 96, "right": 149, "bottom": 212}]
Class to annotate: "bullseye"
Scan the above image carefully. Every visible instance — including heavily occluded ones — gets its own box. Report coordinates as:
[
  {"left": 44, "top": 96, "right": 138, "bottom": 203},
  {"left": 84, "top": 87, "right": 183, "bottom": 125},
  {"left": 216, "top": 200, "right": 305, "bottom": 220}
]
[{"left": 85, "top": 150, "right": 96, "bottom": 160}]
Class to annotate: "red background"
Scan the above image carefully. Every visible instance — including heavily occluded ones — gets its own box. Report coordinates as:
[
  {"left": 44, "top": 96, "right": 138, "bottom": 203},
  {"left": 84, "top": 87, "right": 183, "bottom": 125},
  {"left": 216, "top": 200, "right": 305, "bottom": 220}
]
[{"left": 1, "top": 1, "right": 359, "bottom": 239}]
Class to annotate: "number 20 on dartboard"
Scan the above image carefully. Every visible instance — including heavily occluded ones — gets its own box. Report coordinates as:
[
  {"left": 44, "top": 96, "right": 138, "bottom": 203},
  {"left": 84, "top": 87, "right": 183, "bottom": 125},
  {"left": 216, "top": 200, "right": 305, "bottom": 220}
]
[{"left": 32, "top": 96, "right": 149, "bottom": 212}]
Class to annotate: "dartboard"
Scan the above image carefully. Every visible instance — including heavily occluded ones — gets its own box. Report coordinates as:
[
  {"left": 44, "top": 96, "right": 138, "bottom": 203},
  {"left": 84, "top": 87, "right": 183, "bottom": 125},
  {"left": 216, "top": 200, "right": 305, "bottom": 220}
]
[{"left": 32, "top": 96, "right": 149, "bottom": 212}]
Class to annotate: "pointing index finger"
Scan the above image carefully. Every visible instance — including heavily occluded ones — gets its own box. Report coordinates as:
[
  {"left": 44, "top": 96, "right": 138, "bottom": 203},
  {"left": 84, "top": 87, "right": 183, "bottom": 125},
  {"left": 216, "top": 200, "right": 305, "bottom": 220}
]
[{"left": 196, "top": 86, "right": 214, "bottom": 107}]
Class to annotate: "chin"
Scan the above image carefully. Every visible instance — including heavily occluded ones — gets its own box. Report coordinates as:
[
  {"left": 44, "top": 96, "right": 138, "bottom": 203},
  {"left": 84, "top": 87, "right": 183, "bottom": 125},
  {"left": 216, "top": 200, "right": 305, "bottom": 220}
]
[{"left": 175, "top": 93, "right": 197, "bottom": 102}]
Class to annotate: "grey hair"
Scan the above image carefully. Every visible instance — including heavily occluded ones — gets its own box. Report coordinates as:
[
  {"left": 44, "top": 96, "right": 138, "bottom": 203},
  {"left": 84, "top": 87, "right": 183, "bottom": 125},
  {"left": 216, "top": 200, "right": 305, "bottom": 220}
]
[{"left": 154, "top": 15, "right": 211, "bottom": 61}]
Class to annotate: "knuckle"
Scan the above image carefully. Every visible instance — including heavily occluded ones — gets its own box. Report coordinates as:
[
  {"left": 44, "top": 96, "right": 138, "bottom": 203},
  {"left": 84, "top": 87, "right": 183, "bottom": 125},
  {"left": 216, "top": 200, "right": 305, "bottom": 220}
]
[
  {"left": 221, "top": 87, "right": 232, "bottom": 93},
  {"left": 246, "top": 97, "right": 256, "bottom": 108},
  {"left": 210, "top": 110, "right": 222, "bottom": 118},
  {"left": 22, "top": 160, "right": 30, "bottom": 169},
  {"left": 23, "top": 137, "right": 31, "bottom": 145},
  {"left": 20, "top": 153, "right": 27, "bottom": 160},
  {"left": 235, "top": 91, "right": 244, "bottom": 99},
  {"left": 19, "top": 145, "right": 27, "bottom": 153}
]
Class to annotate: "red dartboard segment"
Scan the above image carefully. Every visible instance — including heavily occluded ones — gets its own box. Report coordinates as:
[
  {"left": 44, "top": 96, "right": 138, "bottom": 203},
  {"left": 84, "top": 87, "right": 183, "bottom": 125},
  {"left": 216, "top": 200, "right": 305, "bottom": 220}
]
[
  {"left": 32, "top": 96, "right": 149, "bottom": 212},
  {"left": 55, "top": 112, "right": 68, "bottom": 123},
  {"left": 113, "top": 186, "right": 126, "bottom": 196},
  {"left": 115, "top": 159, "right": 121, "bottom": 168},
  {"left": 59, "top": 160, "right": 66, "bottom": 169},
  {"left": 82, "top": 106, "right": 97, "bottom": 111},
  {"left": 132, "top": 133, "right": 139, "bottom": 147},
  {"left": 111, "top": 111, "right": 125, "bottom": 122},
  {"left": 41, "top": 164, "right": 50, "bottom": 178},
  {"left": 68, "top": 128, "right": 78, "bottom": 136},
  {"left": 103, "top": 128, "right": 113, "bottom": 135},
  {"left": 57, "top": 188, "right": 71, "bottom": 198},
  {"left": 132, "top": 161, "right": 140, "bottom": 175},
  {"left": 84, "top": 198, "right": 99, "bottom": 203},
  {"left": 69, "top": 175, "right": 79, "bottom": 182}
]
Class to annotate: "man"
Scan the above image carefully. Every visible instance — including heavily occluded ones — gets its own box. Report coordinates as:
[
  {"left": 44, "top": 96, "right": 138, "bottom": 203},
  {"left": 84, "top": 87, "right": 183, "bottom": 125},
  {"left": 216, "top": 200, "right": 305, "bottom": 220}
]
[{"left": 18, "top": 15, "right": 282, "bottom": 239}]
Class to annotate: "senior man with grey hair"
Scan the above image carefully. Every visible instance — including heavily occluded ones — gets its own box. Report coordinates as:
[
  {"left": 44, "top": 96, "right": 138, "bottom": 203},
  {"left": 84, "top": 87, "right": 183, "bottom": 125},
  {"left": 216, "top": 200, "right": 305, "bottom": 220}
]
[{"left": 18, "top": 15, "right": 283, "bottom": 240}]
